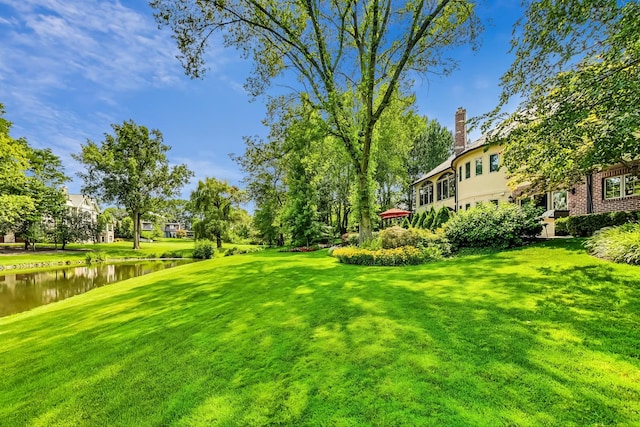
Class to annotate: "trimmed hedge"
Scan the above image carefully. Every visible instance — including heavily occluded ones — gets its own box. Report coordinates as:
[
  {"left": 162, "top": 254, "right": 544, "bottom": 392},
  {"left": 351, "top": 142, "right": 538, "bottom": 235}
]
[
  {"left": 585, "top": 223, "right": 640, "bottom": 265},
  {"left": 331, "top": 245, "right": 443, "bottom": 266},
  {"left": 556, "top": 211, "right": 639, "bottom": 237}
]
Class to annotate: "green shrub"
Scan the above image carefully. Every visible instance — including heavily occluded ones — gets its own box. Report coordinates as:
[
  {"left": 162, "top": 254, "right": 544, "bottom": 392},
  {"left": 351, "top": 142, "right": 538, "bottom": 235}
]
[
  {"left": 331, "top": 245, "right": 442, "bottom": 266},
  {"left": 444, "top": 203, "right": 542, "bottom": 250},
  {"left": 379, "top": 226, "right": 451, "bottom": 256},
  {"left": 401, "top": 217, "right": 411, "bottom": 229},
  {"left": 555, "top": 217, "right": 570, "bottom": 236},
  {"left": 584, "top": 223, "right": 640, "bottom": 265},
  {"left": 193, "top": 240, "right": 215, "bottom": 259},
  {"left": 423, "top": 207, "right": 436, "bottom": 230},
  {"left": 563, "top": 211, "right": 639, "bottom": 237},
  {"left": 410, "top": 213, "right": 419, "bottom": 227},
  {"left": 86, "top": 251, "right": 106, "bottom": 264}
]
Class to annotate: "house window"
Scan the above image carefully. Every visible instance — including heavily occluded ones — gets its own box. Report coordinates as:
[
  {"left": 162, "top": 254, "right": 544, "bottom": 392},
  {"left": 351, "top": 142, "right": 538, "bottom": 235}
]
[
  {"left": 459, "top": 166, "right": 462, "bottom": 182},
  {"left": 437, "top": 173, "right": 455, "bottom": 201},
  {"left": 552, "top": 190, "right": 568, "bottom": 210},
  {"left": 475, "top": 158, "right": 483, "bottom": 175},
  {"left": 419, "top": 182, "right": 433, "bottom": 206},
  {"left": 490, "top": 199, "right": 499, "bottom": 205},
  {"left": 465, "top": 162, "right": 471, "bottom": 179},
  {"left": 604, "top": 174, "right": 640, "bottom": 199},
  {"left": 604, "top": 176, "right": 622, "bottom": 199},
  {"left": 465, "top": 203, "right": 471, "bottom": 210},
  {"left": 625, "top": 175, "right": 640, "bottom": 197},
  {"left": 489, "top": 154, "right": 500, "bottom": 172}
]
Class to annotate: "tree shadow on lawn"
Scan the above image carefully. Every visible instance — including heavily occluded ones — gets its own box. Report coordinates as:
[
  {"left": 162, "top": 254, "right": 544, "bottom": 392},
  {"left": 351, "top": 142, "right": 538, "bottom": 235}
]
[{"left": 1, "top": 249, "right": 639, "bottom": 425}]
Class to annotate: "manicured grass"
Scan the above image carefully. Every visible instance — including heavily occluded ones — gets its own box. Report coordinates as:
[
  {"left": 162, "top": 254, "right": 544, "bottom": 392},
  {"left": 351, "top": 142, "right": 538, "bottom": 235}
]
[
  {"left": 1, "top": 239, "right": 639, "bottom": 425},
  {"left": 0, "top": 240, "right": 258, "bottom": 270}
]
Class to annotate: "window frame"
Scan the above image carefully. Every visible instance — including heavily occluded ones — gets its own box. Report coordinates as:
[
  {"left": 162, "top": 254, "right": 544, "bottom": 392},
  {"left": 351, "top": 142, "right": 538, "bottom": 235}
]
[
  {"left": 489, "top": 153, "right": 500, "bottom": 172},
  {"left": 436, "top": 173, "right": 454, "bottom": 201},
  {"left": 475, "top": 158, "right": 483, "bottom": 175},
  {"left": 465, "top": 162, "right": 471, "bottom": 179},
  {"left": 604, "top": 173, "right": 640, "bottom": 200}
]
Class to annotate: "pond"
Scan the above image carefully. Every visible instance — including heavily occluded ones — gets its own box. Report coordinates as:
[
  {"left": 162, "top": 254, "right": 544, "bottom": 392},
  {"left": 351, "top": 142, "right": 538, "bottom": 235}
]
[{"left": 0, "top": 259, "right": 195, "bottom": 317}]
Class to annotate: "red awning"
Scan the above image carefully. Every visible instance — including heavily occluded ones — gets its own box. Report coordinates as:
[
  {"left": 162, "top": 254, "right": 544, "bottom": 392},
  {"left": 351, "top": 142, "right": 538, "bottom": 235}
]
[{"left": 378, "top": 208, "right": 411, "bottom": 220}]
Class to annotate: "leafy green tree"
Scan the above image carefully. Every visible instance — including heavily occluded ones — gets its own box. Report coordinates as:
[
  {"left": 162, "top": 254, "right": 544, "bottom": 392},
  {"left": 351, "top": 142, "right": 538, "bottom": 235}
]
[
  {"left": 190, "top": 177, "right": 244, "bottom": 248},
  {"left": 487, "top": 0, "right": 640, "bottom": 191},
  {"left": 53, "top": 211, "right": 93, "bottom": 250},
  {"left": 152, "top": 0, "right": 481, "bottom": 242},
  {"left": 0, "top": 105, "right": 37, "bottom": 234},
  {"left": 425, "top": 206, "right": 437, "bottom": 230},
  {"left": 233, "top": 135, "right": 288, "bottom": 246},
  {"left": 74, "top": 120, "right": 193, "bottom": 249}
]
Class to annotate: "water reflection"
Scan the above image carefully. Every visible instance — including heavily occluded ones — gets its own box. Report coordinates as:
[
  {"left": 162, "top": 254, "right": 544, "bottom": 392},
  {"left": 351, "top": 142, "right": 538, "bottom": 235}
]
[{"left": 0, "top": 260, "right": 193, "bottom": 317}]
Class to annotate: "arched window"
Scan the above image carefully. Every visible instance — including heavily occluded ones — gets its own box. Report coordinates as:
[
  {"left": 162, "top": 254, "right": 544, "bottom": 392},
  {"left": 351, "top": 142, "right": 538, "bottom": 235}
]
[
  {"left": 437, "top": 173, "right": 455, "bottom": 201},
  {"left": 420, "top": 182, "right": 434, "bottom": 206}
]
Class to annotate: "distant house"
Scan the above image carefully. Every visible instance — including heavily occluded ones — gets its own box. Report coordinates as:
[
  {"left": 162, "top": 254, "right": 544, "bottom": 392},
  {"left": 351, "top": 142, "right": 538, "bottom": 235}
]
[
  {"left": 64, "top": 190, "right": 114, "bottom": 243},
  {"left": 1, "top": 189, "right": 115, "bottom": 244},
  {"left": 412, "top": 108, "right": 639, "bottom": 236},
  {"left": 140, "top": 219, "right": 189, "bottom": 238}
]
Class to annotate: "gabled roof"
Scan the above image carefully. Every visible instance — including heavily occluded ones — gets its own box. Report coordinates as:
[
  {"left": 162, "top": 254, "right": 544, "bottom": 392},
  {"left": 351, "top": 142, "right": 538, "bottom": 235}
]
[{"left": 66, "top": 194, "right": 100, "bottom": 212}]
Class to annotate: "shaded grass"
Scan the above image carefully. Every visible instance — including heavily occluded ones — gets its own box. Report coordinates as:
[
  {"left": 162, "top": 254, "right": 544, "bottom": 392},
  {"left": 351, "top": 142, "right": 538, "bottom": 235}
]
[{"left": 1, "top": 239, "right": 639, "bottom": 425}]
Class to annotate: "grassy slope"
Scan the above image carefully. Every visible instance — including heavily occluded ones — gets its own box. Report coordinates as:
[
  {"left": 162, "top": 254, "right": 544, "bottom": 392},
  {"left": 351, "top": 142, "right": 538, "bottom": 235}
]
[
  {"left": 0, "top": 240, "right": 257, "bottom": 269},
  {"left": 1, "top": 240, "right": 639, "bottom": 426}
]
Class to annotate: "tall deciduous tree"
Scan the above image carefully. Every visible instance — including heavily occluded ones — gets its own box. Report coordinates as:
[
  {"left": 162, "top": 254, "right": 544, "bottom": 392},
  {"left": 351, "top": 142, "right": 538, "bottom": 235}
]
[
  {"left": 486, "top": 0, "right": 640, "bottom": 191},
  {"left": 190, "top": 177, "right": 245, "bottom": 248},
  {"left": 74, "top": 120, "right": 193, "bottom": 249},
  {"left": 152, "top": 0, "right": 481, "bottom": 241}
]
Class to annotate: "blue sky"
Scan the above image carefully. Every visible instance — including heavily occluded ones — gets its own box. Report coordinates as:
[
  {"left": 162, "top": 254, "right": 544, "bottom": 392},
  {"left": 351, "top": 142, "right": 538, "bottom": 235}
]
[{"left": 0, "top": 0, "right": 523, "bottom": 199}]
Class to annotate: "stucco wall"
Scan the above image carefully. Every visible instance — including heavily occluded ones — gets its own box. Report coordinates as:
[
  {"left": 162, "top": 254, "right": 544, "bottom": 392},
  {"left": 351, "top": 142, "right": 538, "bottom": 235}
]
[{"left": 453, "top": 145, "right": 512, "bottom": 210}]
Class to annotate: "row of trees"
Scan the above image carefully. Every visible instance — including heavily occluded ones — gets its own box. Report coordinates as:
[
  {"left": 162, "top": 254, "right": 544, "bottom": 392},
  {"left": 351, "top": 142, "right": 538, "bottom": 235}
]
[
  {"left": 153, "top": 0, "right": 639, "bottom": 246},
  {"left": 2, "top": 101, "right": 251, "bottom": 250},
  {"left": 0, "top": 104, "right": 79, "bottom": 250},
  {"left": 233, "top": 94, "right": 452, "bottom": 246}
]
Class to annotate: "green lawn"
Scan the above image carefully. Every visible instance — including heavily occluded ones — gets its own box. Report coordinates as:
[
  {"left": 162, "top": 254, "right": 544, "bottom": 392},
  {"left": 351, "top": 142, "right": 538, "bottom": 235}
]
[
  {"left": 1, "top": 240, "right": 639, "bottom": 425},
  {"left": 0, "top": 240, "right": 257, "bottom": 270}
]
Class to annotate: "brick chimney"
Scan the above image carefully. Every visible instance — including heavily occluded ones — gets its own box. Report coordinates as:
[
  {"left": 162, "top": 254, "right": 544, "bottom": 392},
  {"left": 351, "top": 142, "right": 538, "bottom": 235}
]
[{"left": 454, "top": 107, "right": 466, "bottom": 155}]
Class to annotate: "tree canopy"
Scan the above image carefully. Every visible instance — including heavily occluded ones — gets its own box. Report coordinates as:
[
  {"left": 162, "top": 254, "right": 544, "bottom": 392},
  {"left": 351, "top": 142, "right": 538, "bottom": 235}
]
[
  {"left": 74, "top": 120, "right": 193, "bottom": 249},
  {"left": 190, "top": 177, "right": 245, "bottom": 248},
  {"left": 152, "top": 0, "right": 481, "bottom": 241},
  {"left": 1, "top": 103, "right": 68, "bottom": 246},
  {"left": 486, "top": 0, "right": 640, "bottom": 191}
]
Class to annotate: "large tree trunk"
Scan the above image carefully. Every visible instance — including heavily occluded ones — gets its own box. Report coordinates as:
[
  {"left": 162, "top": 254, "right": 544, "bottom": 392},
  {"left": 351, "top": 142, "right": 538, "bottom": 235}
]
[
  {"left": 132, "top": 211, "right": 141, "bottom": 250},
  {"left": 215, "top": 234, "right": 222, "bottom": 249},
  {"left": 357, "top": 171, "right": 373, "bottom": 243}
]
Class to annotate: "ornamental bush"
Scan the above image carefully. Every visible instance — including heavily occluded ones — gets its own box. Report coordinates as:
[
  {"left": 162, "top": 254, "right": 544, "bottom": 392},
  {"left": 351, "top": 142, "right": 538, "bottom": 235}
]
[
  {"left": 379, "top": 226, "right": 451, "bottom": 256},
  {"left": 444, "top": 203, "right": 542, "bottom": 250},
  {"left": 584, "top": 223, "right": 640, "bottom": 265},
  {"left": 331, "top": 245, "right": 443, "bottom": 266}
]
